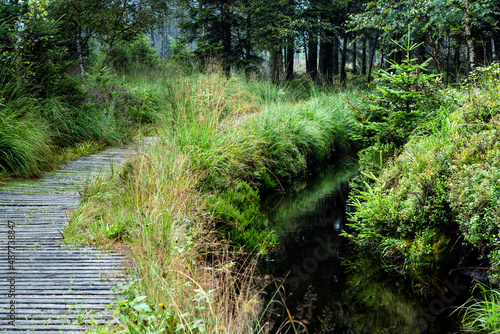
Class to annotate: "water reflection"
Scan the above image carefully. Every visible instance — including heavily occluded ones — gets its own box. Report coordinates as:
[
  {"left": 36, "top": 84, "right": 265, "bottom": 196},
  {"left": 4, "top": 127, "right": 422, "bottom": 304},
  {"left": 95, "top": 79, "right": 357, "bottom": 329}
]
[{"left": 261, "top": 158, "right": 465, "bottom": 334}]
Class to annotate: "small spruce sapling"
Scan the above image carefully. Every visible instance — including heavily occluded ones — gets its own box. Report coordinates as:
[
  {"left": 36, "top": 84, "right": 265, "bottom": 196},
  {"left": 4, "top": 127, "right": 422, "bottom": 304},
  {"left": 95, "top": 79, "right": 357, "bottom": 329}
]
[{"left": 352, "top": 27, "right": 442, "bottom": 150}]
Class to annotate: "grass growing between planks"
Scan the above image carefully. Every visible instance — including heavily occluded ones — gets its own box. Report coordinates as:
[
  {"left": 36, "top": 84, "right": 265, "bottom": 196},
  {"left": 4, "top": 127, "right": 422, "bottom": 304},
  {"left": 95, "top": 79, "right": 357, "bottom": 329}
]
[{"left": 66, "top": 64, "right": 360, "bottom": 333}]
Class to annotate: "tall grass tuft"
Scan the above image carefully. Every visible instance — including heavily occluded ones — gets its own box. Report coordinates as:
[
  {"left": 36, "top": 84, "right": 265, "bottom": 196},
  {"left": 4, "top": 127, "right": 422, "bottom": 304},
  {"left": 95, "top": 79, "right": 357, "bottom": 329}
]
[
  {"left": 235, "top": 91, "right": 359, "bottom": 186},
  {"left": 459, "top": 283, "right": 500, "bottom": 333},
  {"left": 0, "top": 99, "right": 52, "bottom": 178},
  {"left": 0, "top": 64, "right": 161, "bottom": 180}
]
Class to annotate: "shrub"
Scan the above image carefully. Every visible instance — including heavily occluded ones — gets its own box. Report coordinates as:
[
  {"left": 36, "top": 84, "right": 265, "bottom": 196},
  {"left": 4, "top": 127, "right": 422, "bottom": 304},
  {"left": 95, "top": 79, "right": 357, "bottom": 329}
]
[
  {"left": 107, "top": 36, "right": 159, "bottom": 72},
  {"left": 345, "top": 63, "right": 500, "bottom": 284}
]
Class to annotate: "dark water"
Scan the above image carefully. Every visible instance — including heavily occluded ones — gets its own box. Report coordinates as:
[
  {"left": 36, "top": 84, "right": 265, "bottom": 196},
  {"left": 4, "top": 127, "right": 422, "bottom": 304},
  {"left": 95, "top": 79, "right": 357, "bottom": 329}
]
[{"left": 261, "top": 159, "right": 469, "bottom": 334}]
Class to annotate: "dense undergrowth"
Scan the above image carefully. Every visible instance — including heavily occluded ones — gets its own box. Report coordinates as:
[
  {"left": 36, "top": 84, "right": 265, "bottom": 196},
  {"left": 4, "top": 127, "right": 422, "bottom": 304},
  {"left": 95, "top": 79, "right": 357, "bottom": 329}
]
[
  {"left": 64, "top": 63, "right": 360, "bottom": 332},
  {"left": 343, "top": 36, "right": 500, "bottom": 331},
  {"left": 347, "top": 64, "right": 500, "bottom": 277}
]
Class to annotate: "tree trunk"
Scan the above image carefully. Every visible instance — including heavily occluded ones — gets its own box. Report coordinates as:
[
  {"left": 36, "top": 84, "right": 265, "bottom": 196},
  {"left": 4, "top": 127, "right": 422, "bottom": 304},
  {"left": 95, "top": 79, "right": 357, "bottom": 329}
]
[
  {"left": 485, "top": 37, "right": 493, "bottom": 64},
  {"left": 352, "top": 39, "right": 357, "bottom": 74},
  {"left": 361, "top": 37, "right": 367, "bottom": 76},
  {"left": 454, "top": 45, "right": 460, "bottom": 64},
  {"left": 270, "top": 47, "right": 283, "bottom": 83},
  {"left": 446, "top": 35, "right": 452, "bottom": 85},
  {"left": 286, "top": 0, "right": 295, "bottom": 80},
  {"left": 306, "top": 32, "right": 318, "bottom": 81},
  {"left": 319, "top": 32, "right": 333, "bottom": 84},
  {"left": 333, "top": 36, "right": 339, "bottom": 76},
  {"left": 14, "top": 1, "right": 24, "bottom": 74},
  {"left": 428, "top": 35, "right": 443, "bottom": 76},
  {"left": 464, "top": 0, "right": 475, "bottom": 72},
  {"left": 277, "top": 49, "right": 284, "bottom": 83},
  {"left": 454, "top": 44, "right": 461, "bottom": 77},
  {"left": 380, "top": 46, "right": 386, "bottom": 69},
  {"left": 340, "top": 33, "right": 348, "bottom": 84},
  {"left": 367, "top": 32, "right": 378, "bottom": 83},
  {"left": 318, "top": 9, "right": 334, "bottom": 84},
  {"left": 166, "top": 24, "right": 171, "bottom": 55},
  {"left": 270, "top": 49, "right": 277, "bottom": 81},
  {"left": 245, "top": 14, "right": 251, "bottom": 64},
  {"left": 150, "top": 31, "right": 155, "bottom": 49},
  {"left": 285, "top": 46, "right": 294, "bottom": 80},
  {"left": 494, "top": 36, "right": 500, "bottom": 60},
  {"left": 100, "top": 27, "right": 118, "bottom": 72},
  {"left": 75, "top": 25, "right": 85, "bottom": 76},
  {"left": 221, "top": 3, "right": 232, "bottom": 75},
  {"left": 473, "top": 28, "right": 485, "bottom": 67},
  {"left": 161, "top": 25, "right": 165, "bottom": 59},
  {"left": 286, "top": 40, "right": 294, "bottom": 80}
]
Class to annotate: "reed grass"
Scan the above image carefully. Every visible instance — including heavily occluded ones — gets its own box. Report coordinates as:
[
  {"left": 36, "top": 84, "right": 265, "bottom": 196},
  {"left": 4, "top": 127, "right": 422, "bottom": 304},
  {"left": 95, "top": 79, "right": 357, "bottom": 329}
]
[
  {"left": 0, "top": 99, "right": 53, "bottom": 178},
  {"left": 459, "top": 283, "right": 500, "bottom": 333}
]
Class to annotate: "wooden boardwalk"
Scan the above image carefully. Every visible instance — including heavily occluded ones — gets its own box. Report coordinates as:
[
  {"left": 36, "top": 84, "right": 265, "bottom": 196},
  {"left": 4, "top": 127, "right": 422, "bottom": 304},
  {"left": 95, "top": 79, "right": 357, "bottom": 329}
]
[{"left": 0, "top": 145, "right": 136, "bottom": 333}]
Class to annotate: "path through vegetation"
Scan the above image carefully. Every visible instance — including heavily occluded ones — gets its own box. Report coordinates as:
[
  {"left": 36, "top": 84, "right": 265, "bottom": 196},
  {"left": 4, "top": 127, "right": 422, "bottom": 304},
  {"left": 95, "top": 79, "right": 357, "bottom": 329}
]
[{"left": 0, "top": 145, "right": 136, "bottom": 333}]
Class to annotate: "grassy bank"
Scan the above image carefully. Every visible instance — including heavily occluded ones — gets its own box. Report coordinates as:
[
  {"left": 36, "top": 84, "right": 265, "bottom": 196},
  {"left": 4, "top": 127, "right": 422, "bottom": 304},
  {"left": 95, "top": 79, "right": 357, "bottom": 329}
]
[
  {"left": 0, "top": 68, "right": 158, "bottom": 181},
  {"left": 65, "top": 64, "right": 360, "bottom": 332}
]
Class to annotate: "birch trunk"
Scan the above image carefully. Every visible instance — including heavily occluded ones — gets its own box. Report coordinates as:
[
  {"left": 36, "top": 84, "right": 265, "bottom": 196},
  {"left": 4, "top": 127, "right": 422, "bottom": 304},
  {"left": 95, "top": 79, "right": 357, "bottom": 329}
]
[
  {"left": 76, "top": 25, "right": 85, "bottom": 76},
  {"left": 464, "top": 0, "right": 475, "bottom": 72}
]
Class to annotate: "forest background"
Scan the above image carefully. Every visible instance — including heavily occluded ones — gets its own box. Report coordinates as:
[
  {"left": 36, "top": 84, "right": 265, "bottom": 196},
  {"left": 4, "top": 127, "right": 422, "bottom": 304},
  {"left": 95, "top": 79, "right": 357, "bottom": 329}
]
[{"left": 3, "top": 0, "right": 500, "bottom": 333}]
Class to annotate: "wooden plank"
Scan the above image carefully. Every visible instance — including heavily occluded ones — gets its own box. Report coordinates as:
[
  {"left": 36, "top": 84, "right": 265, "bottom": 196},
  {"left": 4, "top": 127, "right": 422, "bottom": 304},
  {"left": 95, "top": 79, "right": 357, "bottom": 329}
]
[
  {"left": 0, "top": 325, "right": 86, "bottom": 330},
  {"left": 0, "top": 290, "right": 119, "bottom": 295},
  {"left": 2, "top": 284, "right": 118, "bottom": 289},
  {"left": 0, "top": 143, "right": 146, "bottom": 333},
  {"left": 0, "top": 318, "right": 109, "bottom": 324},
  {"left": 0, "top": 331, "right": 90, "bottom": 334},
  {"left": 0, "top": 299, "right": 117, "bottom": 306},
  {"left": 1, "top": 318, "right": 109, "bottom": 324}
]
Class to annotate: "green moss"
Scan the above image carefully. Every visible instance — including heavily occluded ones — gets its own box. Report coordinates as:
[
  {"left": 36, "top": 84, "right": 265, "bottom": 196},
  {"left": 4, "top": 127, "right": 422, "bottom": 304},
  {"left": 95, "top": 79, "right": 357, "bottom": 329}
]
[{"left": 204, "top": 178, "right": 274, "bottom": 253}]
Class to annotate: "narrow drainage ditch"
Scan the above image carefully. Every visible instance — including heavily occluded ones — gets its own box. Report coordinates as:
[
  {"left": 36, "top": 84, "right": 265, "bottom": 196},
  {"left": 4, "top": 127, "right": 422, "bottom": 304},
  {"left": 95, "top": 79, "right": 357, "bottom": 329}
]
[{"left": 260, "top": 158, "right": 471, "bottom": 334}]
